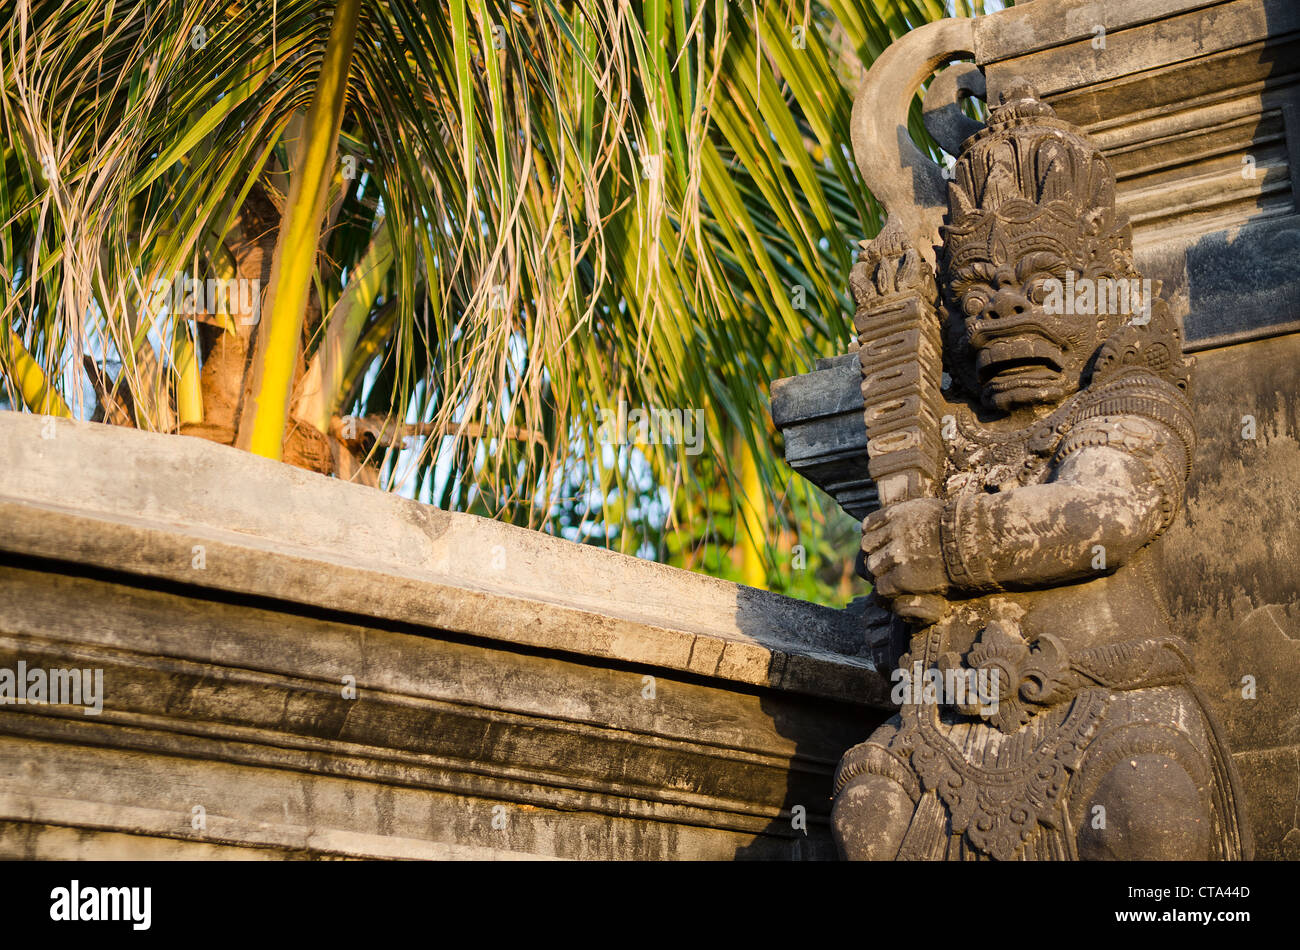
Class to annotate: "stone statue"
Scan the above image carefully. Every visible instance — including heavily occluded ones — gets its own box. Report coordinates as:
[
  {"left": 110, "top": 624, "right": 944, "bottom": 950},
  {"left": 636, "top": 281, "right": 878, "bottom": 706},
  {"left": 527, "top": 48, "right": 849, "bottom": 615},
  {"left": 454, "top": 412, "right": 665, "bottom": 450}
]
[{"left": 831, "top": 82, "right": 1253, "bottom": 860}]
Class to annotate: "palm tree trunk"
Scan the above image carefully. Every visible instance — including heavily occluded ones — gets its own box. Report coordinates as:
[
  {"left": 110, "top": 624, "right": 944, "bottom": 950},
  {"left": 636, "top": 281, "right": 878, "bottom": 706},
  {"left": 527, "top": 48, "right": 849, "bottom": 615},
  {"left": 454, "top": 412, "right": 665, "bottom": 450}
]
[
  {"left": 294, "top": 220, "right": 393, "bottom": 433},
  {"left": 3, "top": 331, "right": 71, "bottom": 416},
  {"left": 737, "top": 435, "right": 768, "bottom": 589},
  {"left": 236, "top": 0, "right": 362, "bottom": 460},
  {"left": 188, "top": 183, "right": 279, "bottom": 445}
]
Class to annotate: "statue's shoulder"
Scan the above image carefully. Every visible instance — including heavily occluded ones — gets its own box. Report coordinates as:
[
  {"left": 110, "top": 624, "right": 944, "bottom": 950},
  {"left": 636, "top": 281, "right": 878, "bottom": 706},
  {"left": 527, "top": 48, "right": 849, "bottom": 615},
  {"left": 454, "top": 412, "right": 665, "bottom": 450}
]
[
  {"left": 1057, "top": 370, "right": 1197, "bottom": 528},
  {"left": 1068, "top": 368, "right": 1196, "bottom": 461}
]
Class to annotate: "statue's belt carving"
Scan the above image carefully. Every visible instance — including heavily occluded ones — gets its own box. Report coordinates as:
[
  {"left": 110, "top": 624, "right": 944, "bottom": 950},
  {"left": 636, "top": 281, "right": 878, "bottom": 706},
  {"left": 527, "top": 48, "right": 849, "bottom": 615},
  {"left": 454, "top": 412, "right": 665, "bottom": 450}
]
[{"left": 943, "top": 626, "right": 1195, "bottom": 731}]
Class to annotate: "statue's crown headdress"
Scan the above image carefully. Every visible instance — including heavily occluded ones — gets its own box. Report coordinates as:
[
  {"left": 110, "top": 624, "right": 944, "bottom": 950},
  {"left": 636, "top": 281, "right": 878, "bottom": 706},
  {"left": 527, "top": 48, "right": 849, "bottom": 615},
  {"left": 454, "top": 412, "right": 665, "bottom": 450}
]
[
  {"left": 935, "top": 81, "right": 1192, "bottom": 397},
  {"left": 942, "top": 81, "right": 1133, "bottom": 274}
]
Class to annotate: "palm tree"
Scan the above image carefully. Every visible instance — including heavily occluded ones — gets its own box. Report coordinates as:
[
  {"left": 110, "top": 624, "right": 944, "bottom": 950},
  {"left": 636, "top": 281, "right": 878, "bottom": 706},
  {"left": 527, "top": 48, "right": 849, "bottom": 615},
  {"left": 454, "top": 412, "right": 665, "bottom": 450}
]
[{"left": 0, "top": 0, "right": 989, "bottom": 600}]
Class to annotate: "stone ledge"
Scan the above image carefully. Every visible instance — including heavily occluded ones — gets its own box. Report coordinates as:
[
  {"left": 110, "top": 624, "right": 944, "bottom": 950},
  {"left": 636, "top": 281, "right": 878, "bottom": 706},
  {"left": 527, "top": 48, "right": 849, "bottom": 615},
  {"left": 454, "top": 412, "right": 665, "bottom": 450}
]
[
  {"left": 0, "top": 411, "right": 887, "bottom": 706},
  {"left": 976, "top": 1, "right": 1279, "bottom": 84},
  {"left": 0, "top": 410, "right": 890, "bottom": 859},
  {"left": 0, "top": 561, "right": 869, "bottom": 859}
]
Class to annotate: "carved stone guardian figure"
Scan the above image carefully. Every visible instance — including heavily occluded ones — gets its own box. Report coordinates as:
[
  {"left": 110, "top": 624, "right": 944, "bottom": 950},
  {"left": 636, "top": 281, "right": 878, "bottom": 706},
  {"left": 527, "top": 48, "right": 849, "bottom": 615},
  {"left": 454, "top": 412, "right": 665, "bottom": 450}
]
[{"left": 831, "top": 81, "right": 1252, "bottom": 860}]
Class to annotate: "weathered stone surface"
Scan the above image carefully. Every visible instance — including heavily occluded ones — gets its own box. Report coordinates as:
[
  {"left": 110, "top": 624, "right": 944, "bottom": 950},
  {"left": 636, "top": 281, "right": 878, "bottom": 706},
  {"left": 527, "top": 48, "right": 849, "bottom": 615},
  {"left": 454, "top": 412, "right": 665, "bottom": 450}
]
[
  {"left": 771, "top": 354, "right": 878, "bottom": 519},
  {"left": 772, "top": 0, "right": 1298, "bottom": 860},
  {"left": 1157, "top": 331, "right": 1300, "bottom": 859},
  {"left": 0, "top": 411, "right": 891, "bottom": 859},
  {"left": 827, "top": 80, "right": 1248, "bottom": 861},
  {"left": 849, "top": 17, "right": 976, "bottom": 264},
  {"left": 0, "top": 413, "right": 886, "bottom": 701}
]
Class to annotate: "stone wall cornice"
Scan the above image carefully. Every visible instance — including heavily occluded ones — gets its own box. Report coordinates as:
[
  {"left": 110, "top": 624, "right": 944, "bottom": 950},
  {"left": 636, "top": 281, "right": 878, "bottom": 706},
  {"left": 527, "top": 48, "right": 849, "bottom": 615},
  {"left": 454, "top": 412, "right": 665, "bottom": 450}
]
[{"left": 0, "top": 411, "right": 888, "bottom": 705}]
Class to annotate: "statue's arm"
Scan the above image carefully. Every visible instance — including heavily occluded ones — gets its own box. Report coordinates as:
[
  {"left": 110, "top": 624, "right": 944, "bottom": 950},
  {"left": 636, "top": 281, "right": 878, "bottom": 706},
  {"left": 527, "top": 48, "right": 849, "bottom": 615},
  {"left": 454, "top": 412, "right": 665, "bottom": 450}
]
[
  {"left": 862, "top": 413, "right": 1189, "bottom": 599},
  {"left": 940, "top": 415, "right": 1187, "bottom": 592}
]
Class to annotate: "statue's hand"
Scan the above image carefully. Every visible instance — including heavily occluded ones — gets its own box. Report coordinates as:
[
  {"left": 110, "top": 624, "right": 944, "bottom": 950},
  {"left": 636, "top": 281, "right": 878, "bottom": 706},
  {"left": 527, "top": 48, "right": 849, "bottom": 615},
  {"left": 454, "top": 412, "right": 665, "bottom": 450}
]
[{"left": 862, "top": 498, "right": 948, "bottom": 599}]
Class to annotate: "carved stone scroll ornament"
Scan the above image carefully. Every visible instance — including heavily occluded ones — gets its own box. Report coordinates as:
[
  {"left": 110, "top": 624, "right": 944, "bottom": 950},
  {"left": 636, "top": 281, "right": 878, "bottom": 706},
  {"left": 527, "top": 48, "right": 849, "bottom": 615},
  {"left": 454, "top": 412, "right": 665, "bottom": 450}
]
[
  {"left": 832, "top": 81, "right": 1252, "bottom": 861},
  {"left": 848, "top": 17, "right": 975, "bottom": 266}
]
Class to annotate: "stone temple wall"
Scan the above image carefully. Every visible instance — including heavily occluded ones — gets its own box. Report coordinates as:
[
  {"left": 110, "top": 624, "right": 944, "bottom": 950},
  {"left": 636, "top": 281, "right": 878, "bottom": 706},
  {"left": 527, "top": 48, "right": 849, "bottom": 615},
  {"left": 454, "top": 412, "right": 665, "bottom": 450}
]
[{"left": 0, "top": 412, "right": 890, "bottom": 859}]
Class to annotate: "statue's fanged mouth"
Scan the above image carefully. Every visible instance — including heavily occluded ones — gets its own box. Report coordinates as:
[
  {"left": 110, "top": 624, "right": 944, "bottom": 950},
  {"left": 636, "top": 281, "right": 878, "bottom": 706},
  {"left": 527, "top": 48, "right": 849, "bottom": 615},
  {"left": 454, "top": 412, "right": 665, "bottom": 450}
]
[{"left": 976, "top": 337, "right": 1064, "bottom": 390}]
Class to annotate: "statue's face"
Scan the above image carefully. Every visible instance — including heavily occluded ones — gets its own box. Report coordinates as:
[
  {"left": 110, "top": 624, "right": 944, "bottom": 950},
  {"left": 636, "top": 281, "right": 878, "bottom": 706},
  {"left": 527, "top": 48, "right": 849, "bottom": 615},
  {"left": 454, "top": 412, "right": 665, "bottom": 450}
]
[{"left": 948, "top": 232, "right": 1100, "bottom": 412}]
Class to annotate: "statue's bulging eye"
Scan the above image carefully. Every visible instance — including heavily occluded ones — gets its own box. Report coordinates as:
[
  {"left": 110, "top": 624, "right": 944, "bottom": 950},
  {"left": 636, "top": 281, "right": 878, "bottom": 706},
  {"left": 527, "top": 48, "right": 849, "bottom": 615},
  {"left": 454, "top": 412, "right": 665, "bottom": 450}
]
[
  {"left": 963, "top": 293, "right": 988, "bottom": 317},
  {"left": 1026, "top": 278, "right": 1054, "bottom": 305}
]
